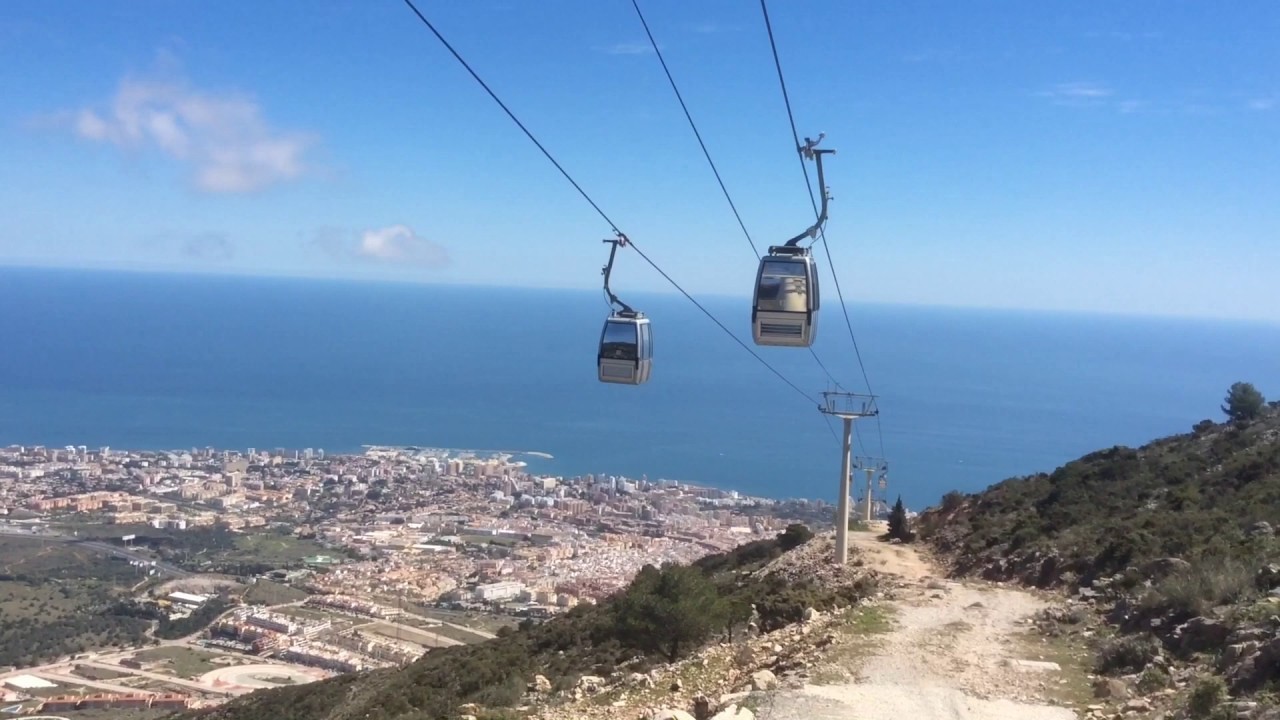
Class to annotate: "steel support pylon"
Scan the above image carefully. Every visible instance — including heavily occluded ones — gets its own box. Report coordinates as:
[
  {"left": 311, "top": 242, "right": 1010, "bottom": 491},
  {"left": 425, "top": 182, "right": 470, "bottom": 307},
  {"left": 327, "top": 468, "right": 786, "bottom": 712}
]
[
  {"left": 819, "top": 391, "right": 878, "bottom": 566},
  {"left": 835, "top": 416, "right": 853, "bottom": 564}
]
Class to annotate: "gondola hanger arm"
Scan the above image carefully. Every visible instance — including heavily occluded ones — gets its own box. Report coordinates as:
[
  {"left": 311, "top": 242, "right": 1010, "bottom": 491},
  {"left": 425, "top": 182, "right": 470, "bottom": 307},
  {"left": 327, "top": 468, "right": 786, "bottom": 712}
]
[
  {"left": 784, "top": 133, "right": 837, "bottom": 247},
  {"left": 601, "top": 233, "right": 636, "bottom": 315}
]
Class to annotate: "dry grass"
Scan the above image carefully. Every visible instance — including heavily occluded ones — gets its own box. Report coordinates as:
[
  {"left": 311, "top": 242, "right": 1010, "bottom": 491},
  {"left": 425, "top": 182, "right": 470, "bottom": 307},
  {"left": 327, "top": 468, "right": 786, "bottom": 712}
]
[
  {"left": 1014, "top": 628, "right": 1096, "bottom": 708},
  {"left": 809, "top": 603, "right": 896, "bottom": 685}
]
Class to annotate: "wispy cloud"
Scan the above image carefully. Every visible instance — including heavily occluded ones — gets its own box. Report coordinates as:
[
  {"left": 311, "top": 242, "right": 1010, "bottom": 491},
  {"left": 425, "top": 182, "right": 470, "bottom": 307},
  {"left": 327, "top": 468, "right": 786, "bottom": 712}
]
[
  {"left": 312, "top": 225, "right": 449, "bottom": 269},
  {"left": 601, "top": 42, "right": 655, "bottom": 56},
  {"left": 139, "top": 230, "right": 234, "bottom": 263},
  {"left": 1084, "top": 30, "right": 1163, "bottom": 41},
  {"left": 1118, "top": 99, "right": 1146, "bottom": 114},
  {"left": 1247, "top": 97, "right": 1276, "bottom": 111},
  {"left": 1036, "top": 81, "right": 1114, "bottom": 107},
  {"left": 62, "top": 59, "right": 316, "bottom": 193},
  {"left": 180, "top": 233, "right": 234, "bottom": 261}
]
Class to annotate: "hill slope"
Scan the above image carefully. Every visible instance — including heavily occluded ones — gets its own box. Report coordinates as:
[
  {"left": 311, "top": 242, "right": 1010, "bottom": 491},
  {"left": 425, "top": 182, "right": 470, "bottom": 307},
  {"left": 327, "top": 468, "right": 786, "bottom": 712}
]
[
  {"left": 191, "top": 525, "right": 877, "bottom": 720},
  {"left": 919, "top": 408, "right": 1280, "bottom": 712}
]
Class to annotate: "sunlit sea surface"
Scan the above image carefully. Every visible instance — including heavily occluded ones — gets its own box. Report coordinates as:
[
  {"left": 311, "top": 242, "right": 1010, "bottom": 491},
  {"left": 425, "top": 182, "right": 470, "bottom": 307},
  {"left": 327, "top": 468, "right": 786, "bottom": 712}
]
[{"left": 4, "top": 267, "right": 1278, "bottom": 509}]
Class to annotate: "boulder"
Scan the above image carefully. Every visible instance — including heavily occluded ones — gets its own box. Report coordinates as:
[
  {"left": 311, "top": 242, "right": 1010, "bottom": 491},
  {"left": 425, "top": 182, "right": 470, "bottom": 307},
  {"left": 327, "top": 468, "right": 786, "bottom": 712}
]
[
  {"left": 529, "top": 674, "right": 552, "bottom": 693},
  {"left": 1221, "top": 641, "right": 1260, "bottom": 670},
  {"left": 650, "top": 710, "right": 697, "bottom": 720},
  {"left": 802, "top": 607, "right": 821, "bottom": 623},
  {"left": 1249, "top": 521, "right": 1275, "bottom": 538},
  {"left": 710, "top": 704, "right": 755, "bottom": 720},
  {"left": 1092, "top": 677, "right": 1129, "bottom": 700},
  {"left": 750, "top": 669, "right": 778, "bottom": 691},
  {"left": 1123, "top": 697, "right": 1151, "bottom": 713},
  {"left": 1238, "top": 637, "right": 1280, "bottom": 691},
  {"left": 1258, "top": 564, "right": 1280, "bottom": 590},
  {"left": 1141, "top": 557, "right": 1192, "bottom": 579},
  {"left": 575, "top": 675, "right": 606, "bottom": 695},
  {"left": 629, "top": 672, "right": 655, "bottom": 689},
  {"left": 1176, "top": 616, "right": 1232, "bottom": 654}
]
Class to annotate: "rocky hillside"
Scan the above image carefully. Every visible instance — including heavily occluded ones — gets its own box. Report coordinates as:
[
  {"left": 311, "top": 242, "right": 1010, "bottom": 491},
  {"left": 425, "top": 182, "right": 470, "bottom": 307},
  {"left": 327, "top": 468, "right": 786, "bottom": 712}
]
[
  {"left": 919, "top": 406, "right": 1280, "bottom": 717},
  {"left": 190, "top": 525, "right": 878, "bottom": 720}
]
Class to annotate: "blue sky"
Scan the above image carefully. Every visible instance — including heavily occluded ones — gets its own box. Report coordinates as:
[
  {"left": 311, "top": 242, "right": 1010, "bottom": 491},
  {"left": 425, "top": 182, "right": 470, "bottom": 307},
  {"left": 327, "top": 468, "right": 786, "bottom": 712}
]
[{"left": 1, "top": 1, "right": 1277, "bottom": 321}]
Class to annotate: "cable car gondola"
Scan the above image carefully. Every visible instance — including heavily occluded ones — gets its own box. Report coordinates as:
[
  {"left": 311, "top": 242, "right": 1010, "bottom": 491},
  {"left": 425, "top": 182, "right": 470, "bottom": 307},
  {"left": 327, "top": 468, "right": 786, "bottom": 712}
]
[
  {"left": 598, "top": 311, "right": 652, "bottom": 385},
  {"left": 753, "top": 245, "right": 819, "bottom": 346},
  {"left": 597, "top": 234, "right": 652, "bottom": 385},
  {"left": 751, "top": 134, "right": 835, "bottom": 348}
]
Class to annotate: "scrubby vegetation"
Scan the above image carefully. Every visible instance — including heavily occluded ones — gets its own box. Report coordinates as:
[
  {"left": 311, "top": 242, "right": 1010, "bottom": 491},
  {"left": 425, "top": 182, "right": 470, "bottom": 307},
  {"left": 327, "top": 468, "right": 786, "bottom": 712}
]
[
  {"left": 920, "top": 395, "right": 1280, "bottom": 590},
  {"left": 0, "top": 536, "right": 153, "bottom": 667},
  {"left": 196, "top": 523, "right": 873, "bottom": 720},
  {"left": 68, "top": 525, "right": 344, "bottom": 575},
  {"left": 920, "top": 387, "right": 1280, "bottom": 712}
]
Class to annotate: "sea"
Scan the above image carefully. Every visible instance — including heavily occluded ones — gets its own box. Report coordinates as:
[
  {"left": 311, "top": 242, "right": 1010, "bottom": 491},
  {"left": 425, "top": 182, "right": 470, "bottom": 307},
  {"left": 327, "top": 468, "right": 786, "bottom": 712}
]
[{"left": 3, "top": 266, "right": 1278, "bottom": 510}]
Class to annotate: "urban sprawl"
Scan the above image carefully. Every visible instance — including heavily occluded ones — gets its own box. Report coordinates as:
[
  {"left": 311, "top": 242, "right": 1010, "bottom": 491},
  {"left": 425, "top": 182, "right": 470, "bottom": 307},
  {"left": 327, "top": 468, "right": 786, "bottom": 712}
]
[{"left": 0, "top": 443, "right": 826, "bottom": 713}]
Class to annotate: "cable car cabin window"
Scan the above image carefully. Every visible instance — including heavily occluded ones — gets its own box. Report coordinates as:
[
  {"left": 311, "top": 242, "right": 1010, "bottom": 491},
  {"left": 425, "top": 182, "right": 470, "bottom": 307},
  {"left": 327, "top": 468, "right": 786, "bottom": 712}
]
[
  {"left": 756, "top": 260, "right": 809, "bottom": 313},
  {"left": 600, "top": 320, "right": 639, "bottom": 361},
  {"left": 638, "top": 322, "right": 653, "bottom": 360}
]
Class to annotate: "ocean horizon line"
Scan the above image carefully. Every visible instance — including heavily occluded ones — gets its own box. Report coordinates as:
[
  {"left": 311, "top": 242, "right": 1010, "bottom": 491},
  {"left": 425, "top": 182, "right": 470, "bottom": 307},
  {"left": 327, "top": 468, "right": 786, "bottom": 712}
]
[{"left": 2, "top": 263, "right": 1275, "bottom": 328}]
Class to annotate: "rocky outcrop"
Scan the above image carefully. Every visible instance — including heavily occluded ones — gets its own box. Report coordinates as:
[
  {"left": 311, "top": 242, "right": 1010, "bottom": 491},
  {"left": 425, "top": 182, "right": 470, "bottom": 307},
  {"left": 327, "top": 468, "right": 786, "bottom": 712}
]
[
  {"left": 529, "top": 673, "right": 553, "bottom": 694},
  {"left": 1173, "top": 616, "right": 1232, "bottom": 654}
]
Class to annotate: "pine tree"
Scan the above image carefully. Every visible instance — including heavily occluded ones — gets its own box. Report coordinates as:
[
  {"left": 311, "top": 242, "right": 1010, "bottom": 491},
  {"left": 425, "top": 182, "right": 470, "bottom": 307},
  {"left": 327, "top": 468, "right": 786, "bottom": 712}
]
[
  {"left": 1222, "top": 382, "right": 1266, "bottom": 423},
  {"left": 887, "top": 495, "right": 912, "bottom": 542},
  {"left": 613, "top": 563, "right": 734, "bottom": 662}
]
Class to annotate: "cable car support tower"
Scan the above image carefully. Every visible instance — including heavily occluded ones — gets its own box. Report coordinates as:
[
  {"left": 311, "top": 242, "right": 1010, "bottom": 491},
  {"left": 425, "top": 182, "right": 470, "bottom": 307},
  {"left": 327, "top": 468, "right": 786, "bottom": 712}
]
[
  {"left": 853, "top": 455, "right": 889, "bottom": 524},
  {"left": 819, "top": 390, "right": 879, "bottom": 565}
]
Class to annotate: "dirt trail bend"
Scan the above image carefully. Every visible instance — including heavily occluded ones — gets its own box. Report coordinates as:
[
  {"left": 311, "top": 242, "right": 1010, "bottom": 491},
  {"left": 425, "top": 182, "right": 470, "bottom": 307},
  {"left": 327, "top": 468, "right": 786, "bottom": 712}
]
[{"left": 764, "top": 527, "right": 1080, "bottom": 720}]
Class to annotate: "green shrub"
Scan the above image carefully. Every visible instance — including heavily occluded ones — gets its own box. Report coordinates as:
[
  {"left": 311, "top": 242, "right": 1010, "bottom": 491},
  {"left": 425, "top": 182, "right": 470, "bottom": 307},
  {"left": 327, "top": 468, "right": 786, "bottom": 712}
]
[
  {"left": 1137, "top": 665, "right": 1171, "bottom": 694},
  {"left": 1188, "top": 676, "right": 1228, "bottom": 719},
  {"left": 1095, "top": 634, "right": 1161, "bottom": 675},
  {"left": 612, "top": 563, "right": 742, "bottom": 662},
  {"left": 940, "top": 490, "right": 966, "bottom": 513},
  {"left": 778, "top": 523, "right": 814, "bottom": 551},
  {"left": 1142, "top": 559, "right": 1261, "bottom": 618}
]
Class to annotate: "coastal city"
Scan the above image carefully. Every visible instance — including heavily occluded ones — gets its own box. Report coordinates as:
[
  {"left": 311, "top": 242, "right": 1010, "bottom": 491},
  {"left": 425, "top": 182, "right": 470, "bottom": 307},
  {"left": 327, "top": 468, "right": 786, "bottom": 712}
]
[{"left": 0, "top": 443, "right": 833, "bottom": 714}]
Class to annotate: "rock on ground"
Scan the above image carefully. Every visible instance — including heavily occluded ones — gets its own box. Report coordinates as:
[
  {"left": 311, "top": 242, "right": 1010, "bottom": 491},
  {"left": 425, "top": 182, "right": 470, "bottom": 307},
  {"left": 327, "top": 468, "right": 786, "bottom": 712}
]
[{"left": 750, "top": 670, "right": 778, "bottom": 692}]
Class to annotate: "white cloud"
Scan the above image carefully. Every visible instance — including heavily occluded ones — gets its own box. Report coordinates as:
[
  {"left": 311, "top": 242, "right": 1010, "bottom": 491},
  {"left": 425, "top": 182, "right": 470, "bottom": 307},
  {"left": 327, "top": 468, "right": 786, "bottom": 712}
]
[
  {"left": 1247, "top": 98, "right": 1276, "bottom": 111},
  {"left": 1037, "top": 81, "right": 1113, "bottom": 105},
  {"left": 69, "top": 71, "right": 315, "bottom": 193},
  {"left": 313, "top": 225, "right": 449, "bottom": 269},
  {"left": 603, "top": 42, "right": 654, "bottom": 56}
]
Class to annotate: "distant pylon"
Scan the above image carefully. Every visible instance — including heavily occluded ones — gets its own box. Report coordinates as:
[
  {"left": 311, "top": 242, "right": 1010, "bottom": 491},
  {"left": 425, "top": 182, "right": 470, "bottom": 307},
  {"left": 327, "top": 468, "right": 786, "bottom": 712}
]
[{"left": 853, "top": 456, "right": 888, "bottom": 523}]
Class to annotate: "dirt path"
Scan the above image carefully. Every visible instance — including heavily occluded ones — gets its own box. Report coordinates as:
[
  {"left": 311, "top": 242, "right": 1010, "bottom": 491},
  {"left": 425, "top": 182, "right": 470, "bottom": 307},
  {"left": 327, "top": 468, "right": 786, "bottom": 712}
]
[{"left": 763, "top": 527, "right": 1081, "bottom": 720}]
